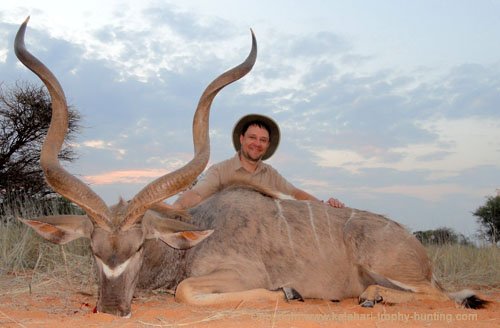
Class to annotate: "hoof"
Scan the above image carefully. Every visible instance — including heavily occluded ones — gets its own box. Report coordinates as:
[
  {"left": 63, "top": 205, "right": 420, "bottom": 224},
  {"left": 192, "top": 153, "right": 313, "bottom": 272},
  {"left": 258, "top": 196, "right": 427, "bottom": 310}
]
[
  {"left": 359, "top": 295, "right": 383, "bottom": 308},
  {"left": 281, "top": 287, "right": 304, "bottom": 302},
  {"left": 360, "top": 299, "right": 375, "bottom": 308}
]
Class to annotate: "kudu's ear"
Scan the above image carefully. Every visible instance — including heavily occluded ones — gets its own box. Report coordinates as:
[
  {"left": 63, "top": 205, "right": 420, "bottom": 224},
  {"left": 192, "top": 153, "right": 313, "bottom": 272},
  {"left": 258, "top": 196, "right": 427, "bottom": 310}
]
[
  {"left": 142, "top": 211, "right": 213, "bottom": 249},
  {"left": 18, "top": 215, "right": 93, "bottom": 245}
]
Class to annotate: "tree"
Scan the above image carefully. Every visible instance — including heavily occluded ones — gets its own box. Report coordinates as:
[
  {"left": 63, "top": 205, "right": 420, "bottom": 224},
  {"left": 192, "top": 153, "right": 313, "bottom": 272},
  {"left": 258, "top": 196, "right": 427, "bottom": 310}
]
[
  {"left": 413, "top": 227, "right": 465, "bottom": 245},
  {"left": 473, "top": 195, "right": 500, "bottom": 245},
  {"left": 0, "top": 81, "right": 81, "bottom": 199}
]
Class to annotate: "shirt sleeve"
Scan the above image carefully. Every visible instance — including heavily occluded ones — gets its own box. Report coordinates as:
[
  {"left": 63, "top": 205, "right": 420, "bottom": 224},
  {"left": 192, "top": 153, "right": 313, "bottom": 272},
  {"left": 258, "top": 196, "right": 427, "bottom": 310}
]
[
  {"left": 189, "top": 165, "right": 222, "bottom": 199},
  {"left": 266, "top": 166, "right": 297, "bottom": 196}
]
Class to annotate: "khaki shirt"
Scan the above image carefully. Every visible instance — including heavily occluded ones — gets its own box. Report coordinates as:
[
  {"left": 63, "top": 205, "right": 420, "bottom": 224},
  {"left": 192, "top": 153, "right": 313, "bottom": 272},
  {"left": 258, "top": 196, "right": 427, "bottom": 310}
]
[{"left": 190, "top": 153, "right": 297, "bottom": 199}]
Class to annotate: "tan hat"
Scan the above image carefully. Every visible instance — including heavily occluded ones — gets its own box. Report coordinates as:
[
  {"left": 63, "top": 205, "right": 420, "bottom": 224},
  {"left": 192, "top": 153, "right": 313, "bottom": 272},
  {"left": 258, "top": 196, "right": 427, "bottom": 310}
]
[{"left": 232, "top": 114, "right": 280, "bottom": 160}]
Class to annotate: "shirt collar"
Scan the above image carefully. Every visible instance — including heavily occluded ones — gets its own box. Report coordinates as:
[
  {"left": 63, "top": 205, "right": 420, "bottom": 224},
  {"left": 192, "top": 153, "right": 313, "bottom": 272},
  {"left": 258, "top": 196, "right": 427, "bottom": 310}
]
[{"left": 232, "top": 152, "right": 266, "bottom": 174}]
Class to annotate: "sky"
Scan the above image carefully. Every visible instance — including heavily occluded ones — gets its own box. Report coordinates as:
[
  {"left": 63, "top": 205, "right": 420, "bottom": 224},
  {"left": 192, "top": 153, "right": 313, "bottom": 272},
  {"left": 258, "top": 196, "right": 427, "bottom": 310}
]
[{"left": 1, "top": 0, "right": 499, "bottom": 238}]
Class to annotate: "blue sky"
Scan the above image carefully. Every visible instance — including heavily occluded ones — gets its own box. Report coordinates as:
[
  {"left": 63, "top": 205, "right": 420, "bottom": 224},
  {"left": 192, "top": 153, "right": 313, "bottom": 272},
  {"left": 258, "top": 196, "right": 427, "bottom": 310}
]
[{"left": 1, "top": 0, "right": 499, "bottom": 238}]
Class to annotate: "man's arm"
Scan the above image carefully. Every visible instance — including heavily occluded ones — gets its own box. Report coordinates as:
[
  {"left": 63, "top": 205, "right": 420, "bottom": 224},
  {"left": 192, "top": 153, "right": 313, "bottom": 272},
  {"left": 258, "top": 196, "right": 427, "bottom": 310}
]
[
  {"left": 171, "top": 165, "right": 222, "bottom": 210},
  {"left": 172, "top": 189, "right": 203, "bottom": 210},
  {"left": 292, "top": 188, "right": 320, "bottom": 202},
  {"left": 292, "top": 188, "right": 345, "bottom": 208},
  {"left": 270, "top": 167, "right": 345, "bottom": 208}
]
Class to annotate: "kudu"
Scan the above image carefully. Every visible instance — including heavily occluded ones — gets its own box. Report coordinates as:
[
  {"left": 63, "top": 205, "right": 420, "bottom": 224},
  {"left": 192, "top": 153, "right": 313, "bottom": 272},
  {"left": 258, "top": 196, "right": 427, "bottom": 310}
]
[{"left": 15, "top": 18, "right": 486, "bottom": 317}]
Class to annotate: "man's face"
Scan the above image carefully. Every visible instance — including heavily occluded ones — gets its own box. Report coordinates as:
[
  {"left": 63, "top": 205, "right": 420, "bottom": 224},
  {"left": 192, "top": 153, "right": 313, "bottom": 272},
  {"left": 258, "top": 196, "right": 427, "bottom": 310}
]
[{"left": 239, "top": 124, "right": 270, "bottom": 162}]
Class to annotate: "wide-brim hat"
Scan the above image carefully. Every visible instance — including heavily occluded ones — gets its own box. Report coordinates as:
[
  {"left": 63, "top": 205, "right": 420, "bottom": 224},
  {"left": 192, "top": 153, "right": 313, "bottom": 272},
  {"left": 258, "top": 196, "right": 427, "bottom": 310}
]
[{"left": 232, "top": 114, "right": 280, "bottom": 160}]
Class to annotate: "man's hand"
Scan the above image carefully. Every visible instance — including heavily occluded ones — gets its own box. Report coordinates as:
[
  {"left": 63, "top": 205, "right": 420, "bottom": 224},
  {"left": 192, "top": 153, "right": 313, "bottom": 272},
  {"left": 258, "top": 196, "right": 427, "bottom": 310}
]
[{"left": 326, "top": 197, "right": 345, "bottom": 208}]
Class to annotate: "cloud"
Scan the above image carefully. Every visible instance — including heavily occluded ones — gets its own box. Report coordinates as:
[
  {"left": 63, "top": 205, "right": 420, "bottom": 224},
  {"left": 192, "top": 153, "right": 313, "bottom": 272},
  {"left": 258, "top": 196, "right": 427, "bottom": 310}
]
[
  {"left": 355, "top": 184, "right": 489, "bottom": 203},
  {"left": 84, "top": 168, "right": 168, "bottom": 185},
  {"left": 311, "top": 116, "right": 500, "bottom": 177},
  {"left": 0, "top": 49, "right": 6, "bottom": 63},
  {"left": 81, "top": 140, "right": 126, "bottom": 158}
]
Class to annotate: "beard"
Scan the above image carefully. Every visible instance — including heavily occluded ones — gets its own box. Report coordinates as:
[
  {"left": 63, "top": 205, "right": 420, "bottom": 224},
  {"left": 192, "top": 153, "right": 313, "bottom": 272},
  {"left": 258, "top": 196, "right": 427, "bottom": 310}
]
[{"left": 240, "top": 148, "right": 264, "bottom": 162}]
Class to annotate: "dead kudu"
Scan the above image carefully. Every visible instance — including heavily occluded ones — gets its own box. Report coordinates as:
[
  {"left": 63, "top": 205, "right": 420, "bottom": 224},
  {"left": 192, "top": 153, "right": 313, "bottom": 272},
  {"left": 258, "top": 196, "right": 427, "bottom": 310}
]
[{"left": 15, "top": 18, "right": 487, "bottom": 317}]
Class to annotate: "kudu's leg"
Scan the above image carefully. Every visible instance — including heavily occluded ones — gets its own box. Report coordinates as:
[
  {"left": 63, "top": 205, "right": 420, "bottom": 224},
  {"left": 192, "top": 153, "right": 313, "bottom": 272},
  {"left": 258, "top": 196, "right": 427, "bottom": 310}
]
[
  {"left": 359, "top": 283, "right": 449, "bottom": 307},
  {"left": 175, "top": 270, "right": 298, "bottom": 305}
]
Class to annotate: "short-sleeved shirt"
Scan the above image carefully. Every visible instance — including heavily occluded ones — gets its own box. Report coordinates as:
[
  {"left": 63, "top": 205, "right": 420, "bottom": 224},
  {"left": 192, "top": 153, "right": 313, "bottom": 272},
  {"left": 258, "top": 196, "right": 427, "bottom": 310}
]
[{"left": 190, "top": 153, "right": 297, "bottom": 199}]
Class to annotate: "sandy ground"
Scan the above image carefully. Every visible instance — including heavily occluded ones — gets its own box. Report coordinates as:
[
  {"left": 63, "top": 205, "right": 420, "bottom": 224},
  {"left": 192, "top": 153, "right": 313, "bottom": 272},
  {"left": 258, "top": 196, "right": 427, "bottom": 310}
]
[{"left": 0, "top": 273, "right": 498, "bottom": 328}]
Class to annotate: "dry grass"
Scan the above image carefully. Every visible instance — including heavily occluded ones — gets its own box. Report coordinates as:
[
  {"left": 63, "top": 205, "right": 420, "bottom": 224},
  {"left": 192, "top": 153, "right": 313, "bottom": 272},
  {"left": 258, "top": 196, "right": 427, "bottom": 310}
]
[
  {"left": 427, "top": 243, "right": 500, "bottom": 290},
  {"left": 0, "top": 195, "right": 94, "bottom": 294}
]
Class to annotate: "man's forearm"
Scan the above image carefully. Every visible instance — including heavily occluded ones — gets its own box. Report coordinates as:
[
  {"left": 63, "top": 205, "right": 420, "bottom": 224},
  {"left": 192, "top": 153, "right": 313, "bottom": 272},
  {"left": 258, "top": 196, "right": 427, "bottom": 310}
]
[
  {"left": 292, "top": 189, "right": 320, "bottom": 202},
  {"left": 172, "top": 190, "right": 202, "bottom": 209}
]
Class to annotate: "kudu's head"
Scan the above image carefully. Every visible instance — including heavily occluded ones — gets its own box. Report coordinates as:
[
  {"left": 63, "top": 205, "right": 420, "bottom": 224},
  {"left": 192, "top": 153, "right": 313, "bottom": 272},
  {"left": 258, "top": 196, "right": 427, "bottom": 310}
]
[{"left": 14, "top": 17, "right": 256, "bottom": 317}]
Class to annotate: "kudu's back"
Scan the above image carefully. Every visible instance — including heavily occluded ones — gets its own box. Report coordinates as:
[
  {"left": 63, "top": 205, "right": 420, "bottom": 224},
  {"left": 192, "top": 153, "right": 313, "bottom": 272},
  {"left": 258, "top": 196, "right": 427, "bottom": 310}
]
[{"left": 142, "top": 185, "right": 430, "bottom": 301}]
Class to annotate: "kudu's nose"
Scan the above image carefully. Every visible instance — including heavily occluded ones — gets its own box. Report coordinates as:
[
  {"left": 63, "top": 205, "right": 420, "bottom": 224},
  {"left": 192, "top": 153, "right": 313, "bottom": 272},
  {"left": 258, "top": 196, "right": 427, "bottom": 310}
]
[{"left": 97, "top": 303, "right": 131, "bottom": 318}]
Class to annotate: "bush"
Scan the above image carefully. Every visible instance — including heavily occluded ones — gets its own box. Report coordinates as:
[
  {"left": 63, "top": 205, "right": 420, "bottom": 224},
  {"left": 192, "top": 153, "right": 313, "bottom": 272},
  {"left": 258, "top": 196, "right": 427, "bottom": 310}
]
[{"left": 414, "top": 227, "right": 471, "bottom": 246}]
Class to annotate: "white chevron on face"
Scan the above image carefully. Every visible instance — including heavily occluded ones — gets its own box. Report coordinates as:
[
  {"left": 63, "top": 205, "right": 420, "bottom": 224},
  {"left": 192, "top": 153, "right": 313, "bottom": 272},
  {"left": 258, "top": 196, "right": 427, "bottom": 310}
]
[{"left": 97, "top": 257, "right": 132, "bottom": 279}]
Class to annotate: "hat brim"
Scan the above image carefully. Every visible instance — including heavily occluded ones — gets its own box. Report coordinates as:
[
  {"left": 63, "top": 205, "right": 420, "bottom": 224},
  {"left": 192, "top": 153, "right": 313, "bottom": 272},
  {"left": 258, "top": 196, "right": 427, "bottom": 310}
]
[{"left": 232, "top": 114, "right": 280, "bottom": 160}]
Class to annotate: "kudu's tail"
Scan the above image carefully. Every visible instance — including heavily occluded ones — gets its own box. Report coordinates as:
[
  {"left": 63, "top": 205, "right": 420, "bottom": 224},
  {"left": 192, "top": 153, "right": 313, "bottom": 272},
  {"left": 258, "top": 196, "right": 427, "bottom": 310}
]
[
  {"left": 447, "top": 289, "right": 489, "bottom": 309},
  {"left": 432, "top": 277, "right": 489, "bottom": 309}
]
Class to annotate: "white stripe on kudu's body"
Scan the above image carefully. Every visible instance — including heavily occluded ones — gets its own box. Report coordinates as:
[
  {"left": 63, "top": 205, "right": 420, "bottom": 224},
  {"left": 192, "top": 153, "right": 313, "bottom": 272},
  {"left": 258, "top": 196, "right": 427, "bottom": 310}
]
[
  {"left": 306, "top": 202, "right": 323, "bottom": 255},
  {"left": 274, "top": 199, "right": 297, "bottom": 258}
]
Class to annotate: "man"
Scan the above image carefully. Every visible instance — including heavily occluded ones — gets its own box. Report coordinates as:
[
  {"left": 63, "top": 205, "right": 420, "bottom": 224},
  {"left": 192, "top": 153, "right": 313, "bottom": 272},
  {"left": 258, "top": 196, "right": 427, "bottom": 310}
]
[{"left": 172, "top": 114, "right": 345, "bottom": 209}]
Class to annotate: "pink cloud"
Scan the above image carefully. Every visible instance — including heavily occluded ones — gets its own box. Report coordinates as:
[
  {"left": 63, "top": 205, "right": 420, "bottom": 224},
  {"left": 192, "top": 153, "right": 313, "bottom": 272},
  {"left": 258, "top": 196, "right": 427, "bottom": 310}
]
[{"left": 84, "top": 169, "right": 169, "bottom": 185}]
